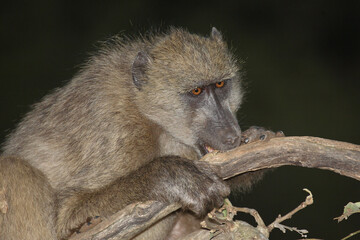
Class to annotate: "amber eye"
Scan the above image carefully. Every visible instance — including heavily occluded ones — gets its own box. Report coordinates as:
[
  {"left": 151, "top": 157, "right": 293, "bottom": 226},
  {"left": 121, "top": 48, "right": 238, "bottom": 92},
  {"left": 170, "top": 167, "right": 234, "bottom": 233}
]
[
  {"left": 215, "top": 81, "right": 225, "bottom": 88},
  {"left": 191, "top": 87, "right": 202, "bottom": 96}
]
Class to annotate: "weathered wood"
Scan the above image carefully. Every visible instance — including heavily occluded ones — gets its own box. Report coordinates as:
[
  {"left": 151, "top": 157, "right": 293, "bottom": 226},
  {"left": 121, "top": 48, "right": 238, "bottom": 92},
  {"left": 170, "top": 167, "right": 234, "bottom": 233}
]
[
  {"left": 70, "top": 201, "right": 180, "bottom": 240},
  {"left": 201, "top": 136, "right": 360, "bottom": 181},
  {"left": 70, "top": 136, "right": 360, "bottom": 240}
]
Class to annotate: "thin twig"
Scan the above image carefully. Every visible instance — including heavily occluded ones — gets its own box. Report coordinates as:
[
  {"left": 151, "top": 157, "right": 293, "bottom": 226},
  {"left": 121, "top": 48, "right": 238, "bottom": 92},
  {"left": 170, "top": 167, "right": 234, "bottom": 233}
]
[
  {"left": 341, "top": 229, "right": 360, "bottom": 240},
  {"left": 233, "top": 207, "right": 269, "bottom": 238},
  {"left": 267, "top": 189, "right": 313, "bottom": 232}
]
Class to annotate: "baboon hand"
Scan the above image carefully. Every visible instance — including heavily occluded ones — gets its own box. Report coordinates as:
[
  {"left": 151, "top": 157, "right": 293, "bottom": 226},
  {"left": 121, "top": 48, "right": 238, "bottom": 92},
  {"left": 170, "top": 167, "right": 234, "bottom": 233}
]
[
  {"left": 149, "top": 157, "right": 230, "bottom": 217},
  {"left": 241, "top": 126, "right": 285, "bottom": 145}
]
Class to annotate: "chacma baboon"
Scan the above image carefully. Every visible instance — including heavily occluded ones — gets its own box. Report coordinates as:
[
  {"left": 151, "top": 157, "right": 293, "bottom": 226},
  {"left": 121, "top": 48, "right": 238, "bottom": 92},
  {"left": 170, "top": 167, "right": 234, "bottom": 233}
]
[{"left": 0, "top": 27, "right": 277, "bottom": 240}]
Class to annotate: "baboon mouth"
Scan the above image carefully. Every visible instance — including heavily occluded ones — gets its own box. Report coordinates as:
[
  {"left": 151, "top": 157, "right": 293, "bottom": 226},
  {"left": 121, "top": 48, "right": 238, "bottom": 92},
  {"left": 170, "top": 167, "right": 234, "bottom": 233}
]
[
  {"left": 197, "top": 141, "right": 217, "bottom": 156},
  {"left": 204, "top": 144, "right": 216, "bottom": 154}
]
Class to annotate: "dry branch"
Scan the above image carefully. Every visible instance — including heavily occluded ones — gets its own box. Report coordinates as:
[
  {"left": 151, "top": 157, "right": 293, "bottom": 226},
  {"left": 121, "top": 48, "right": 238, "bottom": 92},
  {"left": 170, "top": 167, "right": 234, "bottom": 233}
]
[
  {"left": 201, "top": 136, "right": 360, "bottom": 181},
  {"left": 70, "top": 136, "right": 360, "bottom": 240},
  {"left": 69, "top": 201, "right": 180, "bottom": 240}
]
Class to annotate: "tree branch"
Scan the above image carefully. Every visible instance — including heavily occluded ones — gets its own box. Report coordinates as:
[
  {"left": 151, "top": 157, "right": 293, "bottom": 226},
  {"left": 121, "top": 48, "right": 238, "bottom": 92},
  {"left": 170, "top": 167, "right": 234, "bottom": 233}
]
[
  {"left": 201, "top": 136, "right": 360, "bottom": 181},
  {"left": 70, "top": 136, "right": 360, "bottom": 239},
  {"left": 69, "top": 201, "right": 180, "bottom": 240}
]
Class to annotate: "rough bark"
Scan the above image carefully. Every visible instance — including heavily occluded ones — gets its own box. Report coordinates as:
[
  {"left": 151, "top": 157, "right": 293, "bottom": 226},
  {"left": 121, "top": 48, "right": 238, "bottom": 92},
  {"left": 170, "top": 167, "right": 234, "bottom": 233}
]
[
  {"left": 69, "top": 201, "right": 181, "bottom": 240},
  {"left": 202, "top": 136, "right": 360, "bottom": 181},
  {"left": 69, "top": 136, "right": 360, "bottom": 240}
]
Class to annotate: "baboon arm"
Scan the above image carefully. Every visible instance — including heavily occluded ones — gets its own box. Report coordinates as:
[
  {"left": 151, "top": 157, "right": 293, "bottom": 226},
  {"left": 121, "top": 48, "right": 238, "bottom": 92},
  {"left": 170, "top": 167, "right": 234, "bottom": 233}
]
[
  {"left": 56, "top": 165, "right": 155, "bottom": 238},
  {"left": 56, "top": 156, "right": 229, "bottom": 239}
]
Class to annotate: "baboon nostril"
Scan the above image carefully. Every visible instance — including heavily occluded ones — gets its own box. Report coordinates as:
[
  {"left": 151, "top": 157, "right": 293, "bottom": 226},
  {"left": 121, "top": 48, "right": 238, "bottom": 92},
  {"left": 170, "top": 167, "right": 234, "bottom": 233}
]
[{"left": 226, "top": 135, "right": 239, "bottom": 146}]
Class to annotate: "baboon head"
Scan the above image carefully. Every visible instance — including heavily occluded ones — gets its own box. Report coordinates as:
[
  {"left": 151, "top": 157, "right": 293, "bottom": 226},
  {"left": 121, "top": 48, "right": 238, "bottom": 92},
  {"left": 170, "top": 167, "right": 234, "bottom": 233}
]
[{"left": 132, "top": 28, "right": 243, "bottom": 156}]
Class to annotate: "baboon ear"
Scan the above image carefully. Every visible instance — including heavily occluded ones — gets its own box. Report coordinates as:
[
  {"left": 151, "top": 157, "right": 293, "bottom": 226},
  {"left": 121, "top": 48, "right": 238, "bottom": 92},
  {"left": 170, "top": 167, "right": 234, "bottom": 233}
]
[
  {"left": 210, "top": 27, "right": 223, "bottom": 42},
  {"left": 132, "top": 51, "right": 150, "bottom": 90}
]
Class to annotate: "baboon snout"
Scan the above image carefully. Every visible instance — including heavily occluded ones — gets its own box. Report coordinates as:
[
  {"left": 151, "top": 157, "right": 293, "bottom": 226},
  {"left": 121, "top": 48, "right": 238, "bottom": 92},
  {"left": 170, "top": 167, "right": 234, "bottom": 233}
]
[{"left": 219, "top": 128, "right": 241, "bottom": 149}]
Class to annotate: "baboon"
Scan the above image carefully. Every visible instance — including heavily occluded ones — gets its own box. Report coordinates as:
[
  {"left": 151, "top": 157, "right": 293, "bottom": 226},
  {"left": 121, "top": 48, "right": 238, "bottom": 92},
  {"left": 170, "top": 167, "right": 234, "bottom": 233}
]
[{"left": 0, "top": 27, "right": 276, "bottom": 239}]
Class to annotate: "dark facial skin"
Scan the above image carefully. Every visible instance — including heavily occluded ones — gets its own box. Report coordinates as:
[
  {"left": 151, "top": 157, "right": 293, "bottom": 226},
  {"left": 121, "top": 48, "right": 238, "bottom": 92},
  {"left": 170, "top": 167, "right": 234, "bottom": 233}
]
[{"left": 184, "top": 79, "right": 242, "bottom": 155}]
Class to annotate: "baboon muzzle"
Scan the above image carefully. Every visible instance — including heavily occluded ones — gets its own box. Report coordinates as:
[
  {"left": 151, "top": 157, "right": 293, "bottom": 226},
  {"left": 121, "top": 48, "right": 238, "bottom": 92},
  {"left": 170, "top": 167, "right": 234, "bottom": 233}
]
[{"left": 199, "top": 87, "right": 241, "bottom": 154}]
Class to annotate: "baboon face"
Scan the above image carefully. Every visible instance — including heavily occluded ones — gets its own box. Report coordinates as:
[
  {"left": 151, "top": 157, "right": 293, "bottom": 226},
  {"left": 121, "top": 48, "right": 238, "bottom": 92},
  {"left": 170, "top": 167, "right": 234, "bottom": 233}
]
[
  {"left": 133, "top": 28, "right": 243, "bottom": 157},
  {"left": 183, "top": 79, "right": 242, "bottom": 155}
]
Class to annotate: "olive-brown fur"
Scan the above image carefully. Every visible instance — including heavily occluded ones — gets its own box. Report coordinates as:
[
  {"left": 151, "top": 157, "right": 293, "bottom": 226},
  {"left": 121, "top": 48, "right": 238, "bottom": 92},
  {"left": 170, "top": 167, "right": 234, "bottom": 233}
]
[{"left": 1, "top": 28, "right": 244, "bottom": 239}]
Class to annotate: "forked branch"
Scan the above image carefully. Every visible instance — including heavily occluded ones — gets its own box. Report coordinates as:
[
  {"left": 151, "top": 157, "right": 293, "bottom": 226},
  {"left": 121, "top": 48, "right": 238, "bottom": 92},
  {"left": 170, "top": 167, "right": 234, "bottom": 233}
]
[{"left": 69, "top": 136, "right": 360, "bottom": 240}]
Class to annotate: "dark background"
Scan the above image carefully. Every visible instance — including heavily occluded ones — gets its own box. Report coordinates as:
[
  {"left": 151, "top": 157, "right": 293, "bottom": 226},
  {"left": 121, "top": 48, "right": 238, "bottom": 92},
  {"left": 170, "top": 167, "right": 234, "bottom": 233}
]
[{"left": 1, "top": 1, "right": 359, "bottom": 239}]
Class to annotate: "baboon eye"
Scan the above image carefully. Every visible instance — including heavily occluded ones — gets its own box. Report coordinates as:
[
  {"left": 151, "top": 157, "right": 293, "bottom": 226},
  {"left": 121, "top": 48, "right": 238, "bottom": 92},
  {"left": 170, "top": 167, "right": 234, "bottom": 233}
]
[
  {"left": 191, "top": 87, "right": 202, "bottom": 96},
  {"left": 215, "top": 81, "right": 225, "bottom": 88}
]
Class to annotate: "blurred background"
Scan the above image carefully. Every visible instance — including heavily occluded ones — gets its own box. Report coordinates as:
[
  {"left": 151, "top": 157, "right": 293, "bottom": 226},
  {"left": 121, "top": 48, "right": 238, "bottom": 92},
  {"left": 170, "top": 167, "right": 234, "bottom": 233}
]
[{"left": 1, "top": 1, "right": 359, "bottom": 239}]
